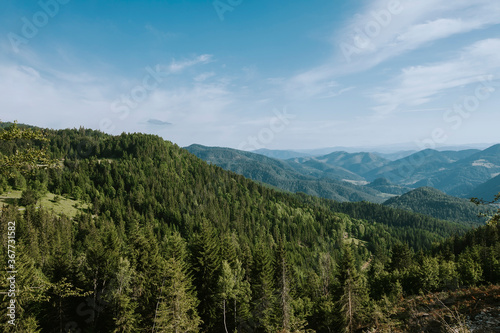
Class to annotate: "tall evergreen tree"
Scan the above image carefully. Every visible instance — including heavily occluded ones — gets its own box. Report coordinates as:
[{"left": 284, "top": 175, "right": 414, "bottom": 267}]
[
  {"left": 153, "top": 257, "right": 201, "bottom": 333},
  {"left": 275, "top": 239, "right": 291, "bottom": 332},
  {"left": 251, "top": 243, "right": 277, "bottom": 332},
  {"left": 335, "top": 244, "right": 369, "bottom": 333},
  {"left": 110, "top": 257, "right": 138, "bottom": 333},
  {"left": 191, "top": 220, "right": 222, "bottom": 331}
]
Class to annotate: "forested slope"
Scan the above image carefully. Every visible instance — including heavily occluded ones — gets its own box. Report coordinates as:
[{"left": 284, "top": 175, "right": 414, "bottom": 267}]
[
  {"left": 384, "top": 187, "right": 491, "bottom": 226},
  {"left": 0, "top": 126, "right": 497, "bottom": 332}
]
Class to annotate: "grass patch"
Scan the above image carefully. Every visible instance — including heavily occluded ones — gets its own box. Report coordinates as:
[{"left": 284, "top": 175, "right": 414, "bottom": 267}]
[{"left": 0, "top": 190, "right": 88, "bottom": 218}]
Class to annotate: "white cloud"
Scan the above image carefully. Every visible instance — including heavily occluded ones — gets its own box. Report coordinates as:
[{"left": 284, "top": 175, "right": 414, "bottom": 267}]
[
  {"left": 395, "top": 18, "right": 481, "bottom": 46},
  {"left": 336, "top": 0, "right": 500, "bottom": 67},
  {"left": 0, "top": 51, "right": 237, "bottom": 139},
  {"left": 165, "top": 54, "right": 213, "bottom": 74},
  {"left": 371, "top": 38, "right": 500, "bottom": 115},
  {"left": 286, "top": 0, "right": 500, "bottom": 98},
  {"left": 194, "top": 72, "right": 215, "bottom": 82},
  {"left": 0, "top": 64, "right": 109, "bottom": 128}
]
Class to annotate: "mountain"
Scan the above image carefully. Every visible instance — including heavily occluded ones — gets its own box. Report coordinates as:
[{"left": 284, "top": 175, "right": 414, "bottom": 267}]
[
  {"left": 454, "top": 144, "right": 500, "bottom": 167},
  {"left": 287, "top": 158, "right": 365, "bottom": 181},
  {"left": 383, "top": 187, "right": 490, "bottom": 225},
  {"left": 468, "top": 173, "right": 500, "bottom": 201},
  {"left": 188, "top": 144, "right": 500, "bottom": 200},
  {"left": 362, "top": 147, "right": 500, "bottom": 197},
  {"left": 364, "top": 149, "right": 480, "bottom": 184},
  {"left": 417, "top": 145, "right": 500, "bottom": 197},
  {"left": 290, "top": 151, "right": 390, "bottom": 176},
  {"left": 185, "top": 144, "right": 383, "bottom": 202},
  {"left": 251, "top": 148, "right": 311, "bottom": 159},
  {"left": 373, "top": 150, "right": 417, "bottom": 161}
]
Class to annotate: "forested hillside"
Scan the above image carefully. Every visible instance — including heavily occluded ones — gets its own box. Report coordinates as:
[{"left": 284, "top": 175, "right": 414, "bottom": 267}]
[
  {"left": 365, "top": 178, "right": 411, "bottom": 195},
  {"left": 469, "top": 173, "right": 500, "bottom": 202},
  {"left": 0, "top": 125, "right": 498, "bottom": 332},
  {"left": 384, "top": 187, "right": 491, "bottom": 225}
]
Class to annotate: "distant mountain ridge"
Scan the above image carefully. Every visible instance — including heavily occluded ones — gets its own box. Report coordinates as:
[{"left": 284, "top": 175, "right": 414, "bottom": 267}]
[
  {"left": 289, "top": 151, "right": 390, "bottom": 175},
  {"left": 252, "top": 148, "right": 311, "bottom": 159},
  {"left": 251, "top": 143, "right": 494, "bottom": 160},
  {"left": 187, "top": 143, "right": 500, "bottom": 222},
  {"left": 188, "top": 145, "right": 500, "bottom": 198},
  {"left": 186, "top": 144, "right": 386, "bottom": 203}
]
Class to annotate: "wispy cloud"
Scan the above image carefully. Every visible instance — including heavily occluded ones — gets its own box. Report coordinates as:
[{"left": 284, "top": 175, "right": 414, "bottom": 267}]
[
  {"left": 285, "top": 0, "right": 500, "bottom": 99},
  {"left": 336, "top": 0, "right": 500, "bottom": 69},
  {"left": 0, "top": 51, "right": 234, "bottom": 136},
  {"left": 165, "top": 54, "right": 213, "bottom": 74},
  {"left": 0, "top": 63, "right": 109, "bottom": 128},
  {"left": 194, "top": 72, "right": 215, "bottom": 82},
  {"left": 371, "top": 38, "right": 500, "bottom": 115}
]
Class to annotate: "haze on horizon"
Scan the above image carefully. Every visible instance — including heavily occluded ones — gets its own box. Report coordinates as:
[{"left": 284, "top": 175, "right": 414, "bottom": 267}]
[{"left": 1, "top": 0, "right": 499, "bottom": 151}]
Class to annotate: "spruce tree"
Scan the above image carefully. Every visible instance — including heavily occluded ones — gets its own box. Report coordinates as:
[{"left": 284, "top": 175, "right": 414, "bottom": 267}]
[
  {"left": 191, "top": 220, "right": 222, "bottom": 331},
  {"left": 251, "top": 243, "right": 277, "bottom": 332},
  {"left": 153, "top": 257, "right": 201, "bottom": 333},
  {"left": 275, "top": 239, "right": 291, "bottom": 332},
  {"left": 110, "top": 257, "right": 138, "bottom": 333},
  {"left": 335, "top": 244, "right": 369, "bottom": 333}
]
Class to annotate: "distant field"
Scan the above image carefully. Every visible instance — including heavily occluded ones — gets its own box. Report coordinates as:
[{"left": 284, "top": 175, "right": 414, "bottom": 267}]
[{"left": 0, "top": 190, "right": 88, "bottom": 218}]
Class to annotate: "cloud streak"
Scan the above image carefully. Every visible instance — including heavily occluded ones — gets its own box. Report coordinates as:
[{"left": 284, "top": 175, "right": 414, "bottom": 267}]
[
  {"left": 286, "top": 0, "right": 500, "bottom": 99},
  {"left": 165, "top": 54, "right": 213, "bottom": 74},
  {"left": 371, "top": 38, "right": 500, "bottom": 115},
  {"left": 336, "top": 0, "right": 500, "bottom": 69}
]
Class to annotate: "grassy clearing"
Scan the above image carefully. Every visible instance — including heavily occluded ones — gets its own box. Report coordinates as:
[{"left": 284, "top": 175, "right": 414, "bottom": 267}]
[
  {"left": 344, "top": 237, "right": 367, "bottom": 246},
  {"left": 0, "top": 190, "right": 88, "bottom": 218}
]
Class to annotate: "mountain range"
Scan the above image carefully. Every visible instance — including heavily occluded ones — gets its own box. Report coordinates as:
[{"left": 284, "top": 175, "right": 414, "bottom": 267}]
[
  {"left": 187, "top": 143, "right": 500, "bottom": 223},
  {"left": 185, "top": 144, "right": 384, "bottom": 203},
  {"left": 189, "top": 144, "right": 500, "bottom": 198}
]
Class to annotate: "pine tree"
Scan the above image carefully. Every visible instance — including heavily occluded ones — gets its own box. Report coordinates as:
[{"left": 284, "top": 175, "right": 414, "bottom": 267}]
[
  {"left": 335, "top": 244, "right": 369, "bottom": 333},
  {"left": 251, "top": 243, "right": 277, "bottom": 332},
  {"left": 191, "top": 220, "right": 222, "bottom": 331},
  {"left": 276, "top": 239, "right": 291, "bottom": 332},
  {"left": 219, "top": 260, "right": 236, "bottom": 333},
  {"left": 389, "top": 243, "right": 412, "bottom": 272},
  {"left": 110, "top": 257, "right": 138, "bottom": 333},
  {"left": 311, "top": 252, "right": 337, "bottom": 333},
  {"left": 0, "top": 242, "right": 48, "bottom": 332},
  {"left": 218, "top": 259, "right": 252, "bottom": 333},
  {"left": 153, "top": 257, "right": 201, "bottom": 333}
]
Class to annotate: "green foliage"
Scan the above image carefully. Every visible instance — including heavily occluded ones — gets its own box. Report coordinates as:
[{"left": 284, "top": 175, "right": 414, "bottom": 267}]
[
  {"left": 153, "top": 257, "right": 201, "bottom": 333},
  {"left": 0, "top": 121, "right": 54, "bottom": 177},
  {"left": 19, "top": 188, "right": 40, "bottom": 206},
  {"left": 471, "top": 192, "right": 500, "bottom": 226},
  {"left": 385, "top": 187, "right": 490, "bottom": 225},
  {"left": 334, "top": 244, "right": 370, "bottom": 333},
  {"left": 0, "top": 128, "right": 498, "bottom": 332}
]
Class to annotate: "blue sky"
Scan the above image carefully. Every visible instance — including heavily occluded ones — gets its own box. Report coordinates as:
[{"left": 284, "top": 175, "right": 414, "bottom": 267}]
[{"left": 1, "top": 0, "right": 500, "bottom": 150}]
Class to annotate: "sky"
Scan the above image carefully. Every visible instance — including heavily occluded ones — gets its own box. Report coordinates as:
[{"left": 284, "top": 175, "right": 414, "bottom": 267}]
[{"left": 1, "top": 0, "right": 500, "bottom": 151}]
